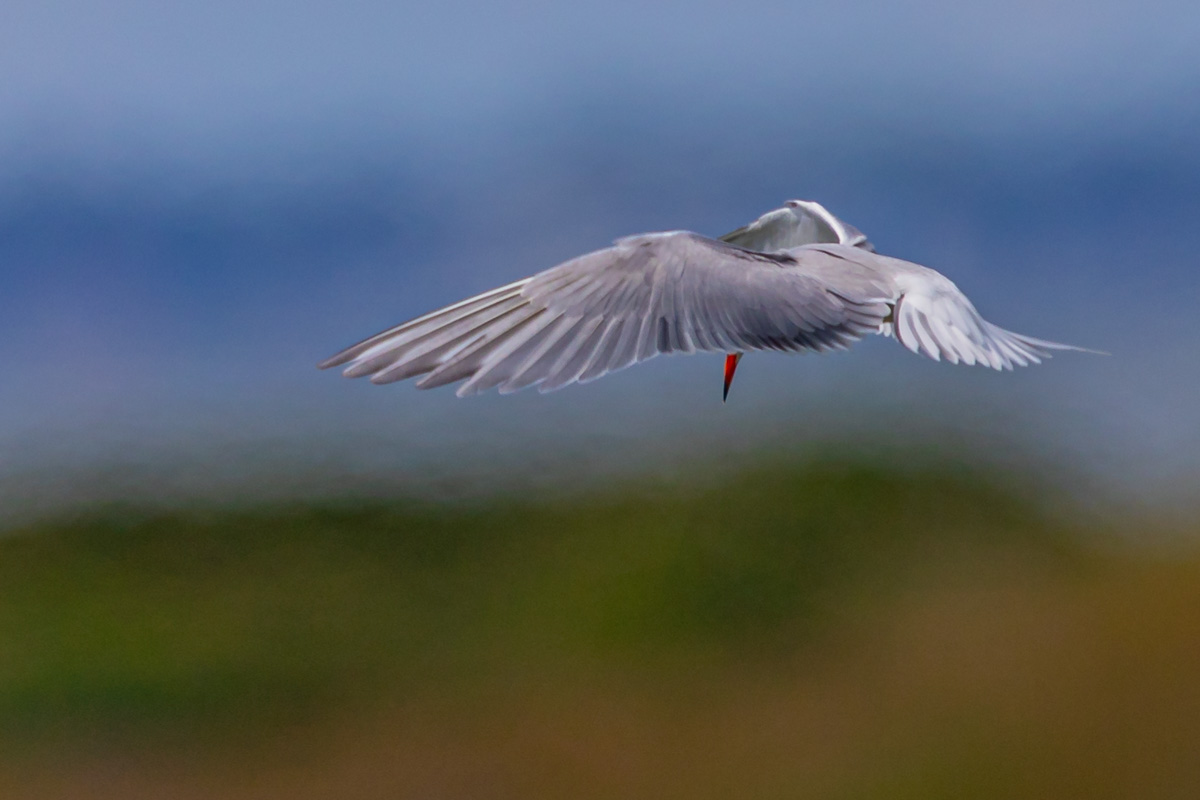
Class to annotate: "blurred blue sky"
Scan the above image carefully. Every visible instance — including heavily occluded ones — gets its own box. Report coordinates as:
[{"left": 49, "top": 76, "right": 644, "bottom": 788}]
[{"left": 2, "top": 1, "right": 1198, "bottom": 511}]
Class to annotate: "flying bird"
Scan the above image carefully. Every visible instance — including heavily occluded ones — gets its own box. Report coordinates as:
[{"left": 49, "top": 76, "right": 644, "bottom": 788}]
[{"left": 320, "top": 199, "right": 1092, "bottom": 399}]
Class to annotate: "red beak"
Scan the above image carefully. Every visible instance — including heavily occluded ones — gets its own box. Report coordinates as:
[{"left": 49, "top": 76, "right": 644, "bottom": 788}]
[{"left": 723, "top": 353, "right": 743, "bottom": 402}]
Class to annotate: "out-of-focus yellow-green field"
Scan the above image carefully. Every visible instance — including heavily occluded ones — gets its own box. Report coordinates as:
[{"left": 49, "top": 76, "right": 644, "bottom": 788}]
[{"left": 1, "top": 454, "right": 1197, "bottom": 799}]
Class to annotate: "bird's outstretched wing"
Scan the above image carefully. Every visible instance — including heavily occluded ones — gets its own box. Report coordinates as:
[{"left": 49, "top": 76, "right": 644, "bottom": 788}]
[
  {"left": 720, "top": 199, "right": 875, "bottom": 253},
  {"left": 319, "top": 232, "right": 893, "bottom": 396},
  {"left": 805, "top": 244, "right": 1098, "bottom": 370}
]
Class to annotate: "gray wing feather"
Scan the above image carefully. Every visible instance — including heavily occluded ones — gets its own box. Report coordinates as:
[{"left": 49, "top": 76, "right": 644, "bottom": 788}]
[
  {"left": 812, "top": 244, "right": 1096, "bottom": 370},
  {"left": 321, "top": 232, "right": 893, "bottom": 396},
  {"left": 720, "top": 199, "right": 875, "bottom": 253}
]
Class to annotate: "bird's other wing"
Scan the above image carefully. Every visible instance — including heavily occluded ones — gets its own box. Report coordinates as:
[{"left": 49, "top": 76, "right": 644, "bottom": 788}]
[
  {"left": 319, "top": 232, "right": 894, "bottom": 396},
  {"left": 803, "top": 244, "right": 1099, "bottom": 370},
  {"left": 719, "top": 199, "right": 875, "bottom": 253}
]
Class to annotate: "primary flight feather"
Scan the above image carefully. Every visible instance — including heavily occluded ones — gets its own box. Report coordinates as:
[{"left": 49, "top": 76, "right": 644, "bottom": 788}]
[{"left": 320, "top": 199, "right": 1093, "bottom": 398}]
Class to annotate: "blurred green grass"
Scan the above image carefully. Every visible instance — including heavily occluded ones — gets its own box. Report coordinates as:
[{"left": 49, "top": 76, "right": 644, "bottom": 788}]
[
  {"left": 1, "top": 452, "right": 1197, "bottom": 799},
  {"left": 0, "top": 457, "right": 1063, "bottom": 738}
]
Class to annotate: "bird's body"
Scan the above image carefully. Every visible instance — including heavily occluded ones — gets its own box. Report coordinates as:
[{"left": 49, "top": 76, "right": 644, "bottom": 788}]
[{"left": 320, "top": 200, "right": 1091, "bottom": 397}]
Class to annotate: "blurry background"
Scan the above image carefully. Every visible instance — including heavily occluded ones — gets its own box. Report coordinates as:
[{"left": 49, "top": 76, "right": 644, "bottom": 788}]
[{"left": 1, "top": 1, "right": 1199, "bottom": 797}]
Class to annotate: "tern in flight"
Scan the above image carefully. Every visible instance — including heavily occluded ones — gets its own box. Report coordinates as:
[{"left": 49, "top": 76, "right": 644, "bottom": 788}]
[{"left": 320, "top": 199, "right": 1092, "bottom": 400}]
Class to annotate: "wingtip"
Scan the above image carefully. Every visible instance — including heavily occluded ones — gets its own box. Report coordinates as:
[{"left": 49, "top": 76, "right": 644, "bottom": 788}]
[
  {"left": 317, "top": 352, "right": 353, "bottom": 370},
  {"left": 1023, "top": 337, "right": 1110, "bottom": 359}
]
